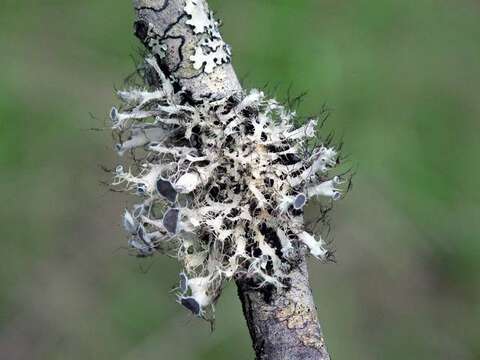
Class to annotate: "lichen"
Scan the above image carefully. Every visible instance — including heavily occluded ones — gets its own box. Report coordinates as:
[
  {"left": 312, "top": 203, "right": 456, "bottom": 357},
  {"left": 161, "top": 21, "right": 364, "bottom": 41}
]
[
  {"left": 110, "top": 1, "right": 345, "bottom": 321},
  {"left": 184, "top": 0, "right": 231, "bottom": 73},
  {"left": 109, "top": 56, "right": 344, "bottom": 320},
  {"left": 276, "top": 301, "right": 325, "bottom": 351}
]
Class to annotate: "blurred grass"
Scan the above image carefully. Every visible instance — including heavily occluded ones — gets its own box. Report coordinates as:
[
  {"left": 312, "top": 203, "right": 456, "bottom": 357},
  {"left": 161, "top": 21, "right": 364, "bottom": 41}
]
[{"left": 0, "top": 0, "right": 479, "bottom": 359}]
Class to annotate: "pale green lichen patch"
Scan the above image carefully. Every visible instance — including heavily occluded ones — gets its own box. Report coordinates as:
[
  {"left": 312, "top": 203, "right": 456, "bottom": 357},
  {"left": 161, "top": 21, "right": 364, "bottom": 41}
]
[{"left": 275, "top": 300, "right": 325, "bottom": 351}]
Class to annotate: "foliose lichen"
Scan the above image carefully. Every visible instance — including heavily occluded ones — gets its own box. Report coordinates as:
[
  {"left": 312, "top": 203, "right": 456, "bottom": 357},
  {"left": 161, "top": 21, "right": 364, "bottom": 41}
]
[
  {"left": 185, "top": 0, "right": 232, "bottom": 73},
  {"left": 109, "top": 0, "right": 345, "bottom": 321}
]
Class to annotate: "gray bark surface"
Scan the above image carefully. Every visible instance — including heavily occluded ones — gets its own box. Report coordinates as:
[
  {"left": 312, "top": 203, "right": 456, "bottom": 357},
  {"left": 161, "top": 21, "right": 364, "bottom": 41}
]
[{"left": 133, "top": 1, "right": 331, "bottom": 359}]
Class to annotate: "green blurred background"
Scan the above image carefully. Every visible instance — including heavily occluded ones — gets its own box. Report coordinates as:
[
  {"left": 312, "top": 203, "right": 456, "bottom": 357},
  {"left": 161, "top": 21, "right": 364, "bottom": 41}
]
[{"left": 1, "top": 0, "right": 479, "bottom": 359}]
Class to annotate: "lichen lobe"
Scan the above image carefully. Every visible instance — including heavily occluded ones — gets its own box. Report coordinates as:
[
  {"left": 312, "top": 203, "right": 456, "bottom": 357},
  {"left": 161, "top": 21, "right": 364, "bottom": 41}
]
[{"left": 184, "top": 0, "right": 232, "bottom": 73}]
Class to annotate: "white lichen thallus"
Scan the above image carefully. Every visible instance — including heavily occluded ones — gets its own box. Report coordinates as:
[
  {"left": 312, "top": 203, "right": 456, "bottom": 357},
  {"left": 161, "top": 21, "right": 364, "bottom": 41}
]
[{"left": 109, "top": 0, "right": 346, "bottom": 321}]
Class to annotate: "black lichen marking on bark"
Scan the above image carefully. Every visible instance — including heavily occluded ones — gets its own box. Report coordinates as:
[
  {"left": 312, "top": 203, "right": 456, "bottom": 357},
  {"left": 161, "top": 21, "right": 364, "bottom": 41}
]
[
  {"left": 161, "top": 13, "right": 188, "bottom": 38},
  {"left": 135, "top": 0, "right": 169, "bottom": 12},
  {"left": 134, "top": 20, "right": 150, "bottom": 42},
  {"left": 159, "top": 15, "right": 205, "bottom": 80},
  {"left": 134, "top": 13, "right": 190, "bottom": 78},
  {"left": 158, "top": 17, "right": 191, "bottom": 77}
]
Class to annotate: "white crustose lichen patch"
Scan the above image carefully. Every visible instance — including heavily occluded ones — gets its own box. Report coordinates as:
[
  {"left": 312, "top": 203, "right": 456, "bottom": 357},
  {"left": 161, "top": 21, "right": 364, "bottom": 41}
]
[
  {"left": 184, "top": 0, "right": 232, "bottom": 73},
  {"left": 109, "top": 53, "right": 344, "bottom": 320}
]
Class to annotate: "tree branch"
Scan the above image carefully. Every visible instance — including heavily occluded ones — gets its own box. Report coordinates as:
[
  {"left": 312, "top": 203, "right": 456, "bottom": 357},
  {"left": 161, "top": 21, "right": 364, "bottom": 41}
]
[
  {"left": 132, "top": 1, "right": 331, "bottom": 359},
  {"left": 134, "top": 0, "right": 241, "bottom": 97},
  {"left": 236, "top": 258, "right": 330, "bottom": 360}
]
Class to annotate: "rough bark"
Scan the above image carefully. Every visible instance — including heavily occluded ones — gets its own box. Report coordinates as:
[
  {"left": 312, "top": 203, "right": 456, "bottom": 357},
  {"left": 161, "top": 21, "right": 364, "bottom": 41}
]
[
  {"left": 236, "top": 258, "right": 330, "bottom": 360},
  {"left": 132, "top": 1, "right": 331, "bottom": 359}
]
